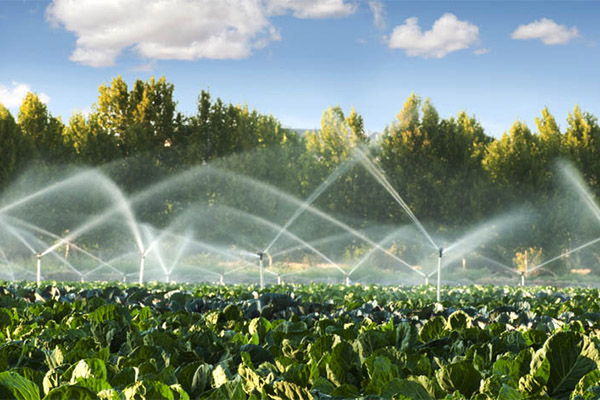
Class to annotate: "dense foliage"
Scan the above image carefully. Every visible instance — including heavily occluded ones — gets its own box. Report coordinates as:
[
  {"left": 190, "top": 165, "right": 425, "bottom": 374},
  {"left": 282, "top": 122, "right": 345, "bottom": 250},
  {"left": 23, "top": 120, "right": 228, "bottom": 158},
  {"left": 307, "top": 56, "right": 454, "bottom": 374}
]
[
  {"left": 1, "top": 76, "right": 600, "bottom": 272},
  {"left": 1, "top": 282, "right": 600, "bottom": 399}
]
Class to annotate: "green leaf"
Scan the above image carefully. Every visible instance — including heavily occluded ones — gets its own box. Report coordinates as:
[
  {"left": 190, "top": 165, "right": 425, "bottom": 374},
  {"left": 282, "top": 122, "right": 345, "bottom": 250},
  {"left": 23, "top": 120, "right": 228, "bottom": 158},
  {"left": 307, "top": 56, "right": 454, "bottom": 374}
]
[
  {"left": 498, "top": 384, "right": 524, "bottom": 400},
  {"left": 364, "top": 356, "right": 398, "bottom": 394},
  {"left": 66, "top": 359, "right": 108, "bottom": 383},
  {"left": 270, "top": 381, "right": 313, "bottom": 400},
  {"left": 175, "top": 362, "right": 211, "bottom": 398},
  {"left": 435, "top": 360, "right": 482, "bottom": 398},
  {"left": 395, "top": 323, "right": 419, "bottom": 353},
  {"left": 329, "top": 384, "right": 358, "bottom": 398},
  {"left": 381, "top": 378, "right": 433, "bottom": 399},
  {"left": 530, "top": 331, "right": 600, "bottom": 399},
  {"left": 72, "top": 377, "right": 113, "bottom": 393},
  {"left": 571, "top": 369, "right": 600, "bottom": 399},
  {"left": 205, "top": 379, "right": 246, "bottom": 400},
  {"left": 42, "top": 385, "right": 98, "bottom": 400},
  {"left": 212, "top": 365, "right": 229, "bottom": 388},
  {"left": 419, "top": 316, "right": 447, "bottom": 343},
  {"left": 447, "top": 311, "right": 472, "bottom": 330},
  {"left": 122, "top": 380, "right": 175, "bottom": 400},
  {"left": 0, "top": 371, "right": 41, "bottom": 400},
  {"left": 325, "top": 341, "right": 361, "bottom": 387},
  {"left": 110, "top": 367, "right": 139, "bottom": 389}
]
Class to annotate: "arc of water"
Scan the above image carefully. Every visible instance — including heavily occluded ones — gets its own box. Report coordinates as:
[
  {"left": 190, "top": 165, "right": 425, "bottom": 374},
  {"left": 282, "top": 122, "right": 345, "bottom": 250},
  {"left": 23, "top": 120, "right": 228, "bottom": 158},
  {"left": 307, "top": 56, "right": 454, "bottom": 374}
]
[
  {"left": 348, "top": 226, "right": 420, "bottom": 277},
  {"left": 40, "top": 174, "right": 144, "bottom": 258},
  {"left": 167, "top": 234, "right": 192, "bottom": 276},
  {"left": 560, "top": 163, "right": 600, "bottom": 222},
  {"left": 4, "top": 225, "right": 38, "bottom": 255},
  {"left": 354, "top": 147, "right": 439, "bottom": 251},
  {"left": 475, "top": 254, "right": 521, "bottom": 276},
  {"left": 125, "top": 165, "right": 426, "bottom": 277},
  {"left": 0, "top": 169, "right": 99, "bottom": 216},
  {"left": 0, "top": 248, "right": 16, "bottom": 281},
  {"left": 528, "top": 236, "right": 600, "bottom": 274},
  {"left": 7, "top": 223, "right": 84, "bottom": 279},
  {"left": 263, "top": 156, "right": 358, "bottom": 254},
  {"left": 6, "top": 216, "right": 122, "bottom": 278},
  {"left": 270, "top": 231, "right": 356, "bottom": 259},
  {"left": 216, "top": 205, "right": 347, "bottom": 276}
]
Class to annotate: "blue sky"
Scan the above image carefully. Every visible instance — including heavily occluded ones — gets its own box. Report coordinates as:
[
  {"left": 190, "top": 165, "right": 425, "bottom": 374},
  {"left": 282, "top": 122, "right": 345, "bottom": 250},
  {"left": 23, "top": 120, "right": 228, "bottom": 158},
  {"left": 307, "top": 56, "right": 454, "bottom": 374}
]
[{"left": 0, "top": 0, "right": 599, "bottom": 137}]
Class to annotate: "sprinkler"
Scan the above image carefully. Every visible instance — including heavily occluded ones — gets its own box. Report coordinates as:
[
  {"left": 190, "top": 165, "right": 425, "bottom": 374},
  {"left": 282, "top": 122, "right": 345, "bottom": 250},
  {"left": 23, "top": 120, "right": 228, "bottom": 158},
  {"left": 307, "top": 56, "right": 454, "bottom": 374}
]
[
  {"left": 138, "top": 251, "right": 146, "bottom": 285},
  {"left": 36, "top": 253, "right": 42, "bottom": 287},
  {"left": 425, "top": 276, "right": 429, "bottom": 285},
  {"left": 345, "top": 273, "right": 351, "bottom": 286},
  {"left": 520, "top": 272, "right": 525, "bottom": 287},
  {"left": 256, "top": 252, "right": 265, "bottom": 289},
  {"left": 437, "top": 247, "right": 444, "bottom": 302},
  {"left": 219, "top": 274, "right": 225, "bottom": 286},
  {"left": 277, "top": 274, "right": 282, "bottom": 285}
]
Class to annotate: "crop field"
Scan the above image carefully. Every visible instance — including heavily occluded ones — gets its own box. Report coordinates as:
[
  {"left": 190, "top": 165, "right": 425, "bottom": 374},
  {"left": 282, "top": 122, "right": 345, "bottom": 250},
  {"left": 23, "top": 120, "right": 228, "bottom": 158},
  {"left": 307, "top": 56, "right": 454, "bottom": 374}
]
[{"left": 1, "top": 283, "right": 600, "bottom": 399}]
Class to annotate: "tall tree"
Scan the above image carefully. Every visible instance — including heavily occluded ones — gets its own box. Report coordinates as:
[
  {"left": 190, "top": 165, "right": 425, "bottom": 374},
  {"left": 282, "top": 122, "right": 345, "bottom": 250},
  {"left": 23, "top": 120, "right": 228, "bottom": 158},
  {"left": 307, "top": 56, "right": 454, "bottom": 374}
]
[{"left": 18, "top": 93, "right": 69, "bottom": 161}]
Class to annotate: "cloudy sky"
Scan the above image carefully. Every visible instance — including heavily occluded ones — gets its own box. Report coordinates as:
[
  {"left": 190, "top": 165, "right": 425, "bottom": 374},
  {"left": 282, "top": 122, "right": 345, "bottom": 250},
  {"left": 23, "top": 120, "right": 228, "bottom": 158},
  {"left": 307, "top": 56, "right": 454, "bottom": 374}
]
[{"left": 0, "top": 0, "right": 598, "bottom": 137}]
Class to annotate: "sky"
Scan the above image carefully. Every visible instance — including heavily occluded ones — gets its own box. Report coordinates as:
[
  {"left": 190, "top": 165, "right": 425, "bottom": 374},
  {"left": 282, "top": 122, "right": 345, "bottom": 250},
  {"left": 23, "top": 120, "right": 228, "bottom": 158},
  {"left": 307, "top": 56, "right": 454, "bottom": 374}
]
[{"left": 0, "top": 0, "right": 599, "bottom": 138}]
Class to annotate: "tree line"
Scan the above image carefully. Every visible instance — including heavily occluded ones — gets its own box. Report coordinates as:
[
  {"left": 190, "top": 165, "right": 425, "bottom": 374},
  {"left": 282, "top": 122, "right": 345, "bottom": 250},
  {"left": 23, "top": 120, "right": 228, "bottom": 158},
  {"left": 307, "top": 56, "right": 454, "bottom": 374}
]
[{"left": 1, "top": 76, "right": 600, "bottom": 271}]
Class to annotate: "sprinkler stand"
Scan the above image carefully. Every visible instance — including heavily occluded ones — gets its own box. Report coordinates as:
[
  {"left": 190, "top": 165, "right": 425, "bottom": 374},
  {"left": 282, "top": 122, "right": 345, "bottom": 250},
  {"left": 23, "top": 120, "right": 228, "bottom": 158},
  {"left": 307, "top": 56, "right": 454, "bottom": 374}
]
[
  {"left": 138, "top": 252, "right": 146, "bottom": 285},
  {"left": 437, "top": 248, "right": 443, "bottom": 302},
  {"left": 257, "top": 252, "right": 265, "bottom": 289},
  {"left": 219, "top": 274, "right": 225, "bottom": 286},
  {"left": 36, "top": 253, "right": 42, "bottom": 287}
]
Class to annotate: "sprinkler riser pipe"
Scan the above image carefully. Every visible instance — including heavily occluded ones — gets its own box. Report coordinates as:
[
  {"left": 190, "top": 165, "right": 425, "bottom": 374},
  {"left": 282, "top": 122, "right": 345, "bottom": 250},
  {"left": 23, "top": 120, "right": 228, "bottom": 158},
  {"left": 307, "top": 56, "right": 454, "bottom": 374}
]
[
  {"left": 436, "top": 251, "right": 443, "bottom": 303},
  {"left": 277, "top": 275, "right": 282, "bottom": 285},
  {"left": 345, "top": 275, "right": 350, "bottom": 286},
  {"left": 138, "top": 253, "right": 145, "bottom": 285},
  {"left": 521, "top": 274, "right": 525, "bottom": 286},
  {"left": 219, "top": 274, "right": 224, "bottom": 286},
  {"left": 259, "top": 258, "right": 264, "bottom": 289},
  {"left": 36, "top": 254, "right": 42, "bottom": 287}
]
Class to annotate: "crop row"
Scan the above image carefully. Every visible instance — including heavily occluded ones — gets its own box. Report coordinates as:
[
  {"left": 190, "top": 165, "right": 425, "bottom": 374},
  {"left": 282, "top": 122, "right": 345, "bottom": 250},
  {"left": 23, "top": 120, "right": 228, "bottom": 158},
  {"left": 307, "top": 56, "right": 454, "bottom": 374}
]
[{"left": 0, "top": 282, "right": 599, "bottom": 399}]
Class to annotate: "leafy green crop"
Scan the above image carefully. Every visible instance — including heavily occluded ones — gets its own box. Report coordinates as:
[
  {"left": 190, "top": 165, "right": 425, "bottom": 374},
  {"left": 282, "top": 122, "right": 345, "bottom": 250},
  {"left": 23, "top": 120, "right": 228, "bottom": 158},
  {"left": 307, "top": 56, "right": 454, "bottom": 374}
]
[{"left": 0, "top": 281, "right": 599, "bottom": 399}]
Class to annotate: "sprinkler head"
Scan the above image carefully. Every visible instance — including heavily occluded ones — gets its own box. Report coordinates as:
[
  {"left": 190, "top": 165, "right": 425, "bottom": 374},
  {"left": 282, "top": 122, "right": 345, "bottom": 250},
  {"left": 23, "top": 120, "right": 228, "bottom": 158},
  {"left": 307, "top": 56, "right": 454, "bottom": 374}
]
[
  {"left": 257, "top": 251, "right": 264, "bottom": 261},
  {"left": 438, "top": 248, "right": 444, "bottom": 258},
  {"left": 36, "top": 253, "right": 42, "bottom": 259}
]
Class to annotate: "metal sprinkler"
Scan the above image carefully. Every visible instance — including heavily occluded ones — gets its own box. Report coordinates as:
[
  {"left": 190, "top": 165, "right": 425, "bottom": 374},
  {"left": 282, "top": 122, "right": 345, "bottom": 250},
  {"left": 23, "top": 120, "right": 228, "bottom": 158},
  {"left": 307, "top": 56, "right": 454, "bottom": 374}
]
[
  {"left": 36, "top": 253, "right": 42, "bottom": 287},
  {"left": 257, "top": 251, "right": 265, "bottom": 289},
  {"left": 437, "top": 247, "right": 444, "bottom": 302},
  {"left": 138, "top": 251, "right": 146, "bottom": 285}
]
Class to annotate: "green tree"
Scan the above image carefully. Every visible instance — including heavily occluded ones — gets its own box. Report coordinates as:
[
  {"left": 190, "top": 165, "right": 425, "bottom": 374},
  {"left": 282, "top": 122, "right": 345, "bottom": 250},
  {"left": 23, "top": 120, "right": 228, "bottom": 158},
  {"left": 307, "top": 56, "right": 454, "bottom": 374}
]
[
  {"left": 18, "top": 93, "right": 70, "bottom": 161},
  {"left": 0, "top": 104, "right": 20, "bottom": 185}
]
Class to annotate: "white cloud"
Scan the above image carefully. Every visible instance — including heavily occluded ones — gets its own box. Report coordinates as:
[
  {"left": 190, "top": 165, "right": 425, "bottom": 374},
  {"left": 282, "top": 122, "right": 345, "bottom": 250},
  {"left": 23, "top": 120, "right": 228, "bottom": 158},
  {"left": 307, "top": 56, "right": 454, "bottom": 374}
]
[
  {"left": 473, "top": 48, "right": 489, "bottom": 55},
  {"left": 0, "top": 82, "right": 50, "bottom": 109},
  {"left": 46, "top": 0, "right": 356, "bottom": 67},
  {"left": 267, "top": 0, "right": 356, "bottom": 19},
  {"left": 388, "top": 13, "right": 480, "bottom": 58},
  {"left": 368, "top": 0, "right": 386, "bottom": 30},
  {"left": 511, "top": 18, "right": 579, "bottom": 45}
]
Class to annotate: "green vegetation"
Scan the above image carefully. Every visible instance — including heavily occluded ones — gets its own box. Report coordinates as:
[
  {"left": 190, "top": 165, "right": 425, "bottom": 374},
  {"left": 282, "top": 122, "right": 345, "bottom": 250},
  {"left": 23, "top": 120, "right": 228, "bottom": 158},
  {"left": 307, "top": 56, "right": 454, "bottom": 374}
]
[
  {"left": 1, "top": 282, "right": 600, "bottom": 399},
  {"left": 1, "top": 76, "right": 600, "bottom": 274}
]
